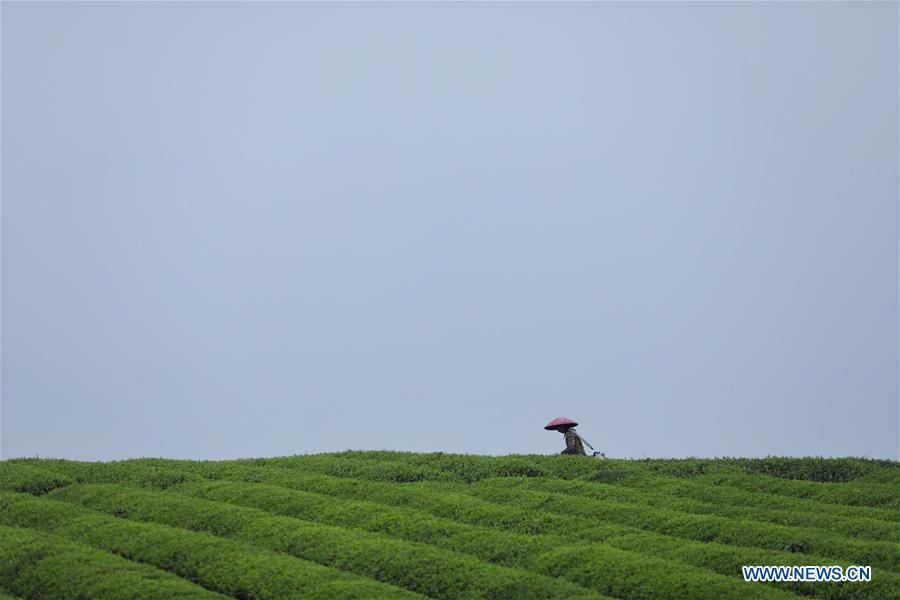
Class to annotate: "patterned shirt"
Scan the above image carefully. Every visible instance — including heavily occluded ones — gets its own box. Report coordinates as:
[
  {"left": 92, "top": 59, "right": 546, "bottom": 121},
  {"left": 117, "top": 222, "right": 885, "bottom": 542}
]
[{"left": 563, "top": 428, "right": 586, "bottom": 455}]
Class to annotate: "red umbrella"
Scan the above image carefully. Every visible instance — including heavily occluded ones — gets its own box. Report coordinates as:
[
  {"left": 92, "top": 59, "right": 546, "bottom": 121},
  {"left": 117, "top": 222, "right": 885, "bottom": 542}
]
[{"left": 544, "top": 416, "right": 578, "bottom": 431}]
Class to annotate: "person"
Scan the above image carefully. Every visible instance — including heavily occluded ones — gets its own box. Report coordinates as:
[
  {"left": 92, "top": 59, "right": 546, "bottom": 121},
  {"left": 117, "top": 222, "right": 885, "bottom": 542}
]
[
  {"left": 543, "top": 416, "right": 586, "bottom": 456},
  {"left": 560, "top": 424, "right": 586, "bottom": 455}
]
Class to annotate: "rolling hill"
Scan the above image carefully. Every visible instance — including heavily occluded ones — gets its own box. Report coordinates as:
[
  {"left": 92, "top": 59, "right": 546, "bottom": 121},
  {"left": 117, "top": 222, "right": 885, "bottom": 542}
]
[{"left": 1, "top": 453, "right": 897, "bottom": 599}]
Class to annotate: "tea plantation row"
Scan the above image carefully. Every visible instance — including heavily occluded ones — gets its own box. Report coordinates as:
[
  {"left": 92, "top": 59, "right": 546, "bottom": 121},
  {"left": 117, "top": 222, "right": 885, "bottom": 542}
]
[{"left": 1, "top": 453, "right": 897, "bottom": 599}]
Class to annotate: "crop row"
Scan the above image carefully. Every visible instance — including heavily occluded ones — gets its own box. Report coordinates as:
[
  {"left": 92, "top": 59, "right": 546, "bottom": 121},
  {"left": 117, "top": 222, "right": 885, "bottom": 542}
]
[
  {"left": 322, "top": 454, "right": 900, "bottom": 521},
  {"left": 470, "top": 477, "right": 899, "bottom": 543},
  {"left": 0, "top": 492, "right": 423, "bottom": 599},
  {"left": 16, "top": 454, "right": 898, "bottom": 516},
  {"left": 7, "top": 458, "right": 899, "bottom": 599},
  {"left": 217, "top": 453, "right": 900, "bottom": 512},
  {"left": 254, "top": 454, "right": 594, "bottom": 483},
  {"left": 587, "top": 469, "right": 900, "bottom": 525},
  {"left": 458, "top": 480, "right": 900, "bottom": 570},
  {"left": 1, "top": 460, "right": 201, "bottom": 491},
  {"left": 0, "top": 523, "right": 226, "bottom": 600},
  {"left": 333, "top": 451, "right": 899, "bottom": 483},
  {"left": 21, "top": 455, "right": 898, "bottom": 529},
  {"left": 18, "top": 458, "right": 899, "bottom": 568},
  {"left": 45, "top": 484, "right": 611, "bottom": 600},
  {"left": 129, "top": 461, "right": 897, "bottom": 574},
  {"left": 165, "top": 460, "right": 899, "bottom": 570},
  {"left": 49, "top": 454, "right": 595, "bottom": 484},
  {"left": 398, "top": 454, "right": 900, "bottom": 511},
  {"left": 47, "top": 482, "right": 801, "bottom": 600},
  {"left": 0, "top": 463, "right": 74, "bottom": 496},
  {"left": 690, "top": 471, "right": 900, "bottom": 510},
  {"left": 626, "top": 457, "right": 899, "bottom": 483},
  {"left": 317, "top": 467, "right": 894, "bottom": 570},
  {"left": 290, "top": 451, "right": 900, "bottom": 491},
  {"left": 13, "top": 456, "right": 896, "bottom": 529},
  {"left": 246, "top": 451, "right": 900, "bottom": 486},
  {"left": 170, "top": 477, "right": 900, "bottom": 600}
]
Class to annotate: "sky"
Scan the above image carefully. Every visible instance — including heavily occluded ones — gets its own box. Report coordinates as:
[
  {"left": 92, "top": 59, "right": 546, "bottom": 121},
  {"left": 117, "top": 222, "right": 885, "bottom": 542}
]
[{"left": 2, "top": 2, "right": 897, "bottom": 461}]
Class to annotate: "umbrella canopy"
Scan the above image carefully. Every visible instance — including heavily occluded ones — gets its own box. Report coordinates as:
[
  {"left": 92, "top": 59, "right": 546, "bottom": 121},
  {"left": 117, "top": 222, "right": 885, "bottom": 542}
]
[{"left": 544, "top": 416, "right": 578, "bottom": 431}]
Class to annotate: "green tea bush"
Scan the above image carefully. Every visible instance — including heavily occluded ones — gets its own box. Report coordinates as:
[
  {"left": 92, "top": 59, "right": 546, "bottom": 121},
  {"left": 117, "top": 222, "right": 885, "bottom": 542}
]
[
  {"left": 586, "top": 470, "right": 900, "bottom": 524},
  {"left": 31, "top": 460, "right": 899, "bottom": 557},
  {"left": 8, "top": 459, "right": 207, "bottom": 489},
  {"left": 618, "top": 457, "right": 888, "bottom": 482},
  {"left": 0, "top": 462, "right": 73, "bottom": 495},
  {"left": 169, "top": 466, "right": 900, "bottom": 598},
  {"left": 235, "top": 452, "right": 604, "bottom": 483},
  {"left": 533, "top": 544, "right": 776, "bottom": 600},
  {"left": 7, "top": 455, "right": 899, "bottom": 600},
  {"left": 172, "top": 478, "right": 900, "bottom": 600},
  {"left": 476, "top": 477, "right": 900, "bottom": 543},
  {"left": 693, "top": 472, "right": 900, "bottom": 510},
  {"left": 856, "top": 468, "right": 900, "bottom": 484},
  {"left": 185, "top": 464, "right": 898, "bottom": 571},
  {"left": 48, "top": 484, "right": 608, "bottom": 599},
  {"left": 58, "top": 484, "right": 788, "bottom": 600},
  {"left": 597, "top": 530, "right": 900, "bottom": 600},
  {"left": 172, "top": 479, "right": 559, "bottom": 568},
  {"left": 724, "top": 457, "right": 891, "bottom": 483},
  {"left": 463, "top": 483, "right": 900, "bottom": 570},
  {"left": 257, "top": 455, "right": 461, "bottom": 482},
  {"left": 356, "top": 452, "right": 899, "bottom": 484},
  {"left": 0, "top": 523, "right": 226, "bottom": 599},
  {"left": 0, "top": 492, "right": 423, "bottom": 599}
]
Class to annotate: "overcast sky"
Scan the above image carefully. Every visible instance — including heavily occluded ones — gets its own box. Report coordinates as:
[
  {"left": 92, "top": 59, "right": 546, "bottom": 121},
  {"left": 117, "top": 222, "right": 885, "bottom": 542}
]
[{"left": 2, "top": 2, "right": 897, "bottom": 461}]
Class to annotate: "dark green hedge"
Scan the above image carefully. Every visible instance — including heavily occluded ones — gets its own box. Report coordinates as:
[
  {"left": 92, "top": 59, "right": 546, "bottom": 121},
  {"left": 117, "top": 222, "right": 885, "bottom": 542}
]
[
  {"left": 0, "top": 492, "right": 423, "bottom": 600},
  {"left": 172, "top": 478, "right": 900, "bottom": 600},
  {"left": 464, "top": 482, "right": 899, "bottom": 571},
  {"left": 8, "top": 454, "right": 898, "bottom": 600},
  {"left": 47, "top": 484, "right": 608, "bottom": 600},
  {"left": 475, "top": 477, "right": 900, "bottom": 543},
  {"left": 0, "top": 463, "right": 73, "bottom": 496},
  {"left": 0, "top": 524, "right": 226, "bottom": 600},
  {"left": 691, "top": 472, "right": 900, "bottom": 510},
  {"left": 585, "top": 470, "right": 900, "bottom": 524},
  {"left": 185, "top": 463, "right": 897, "bottom": 571}
]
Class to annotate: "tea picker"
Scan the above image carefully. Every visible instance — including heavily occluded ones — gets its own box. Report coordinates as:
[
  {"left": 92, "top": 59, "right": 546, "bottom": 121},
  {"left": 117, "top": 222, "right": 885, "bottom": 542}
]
[{"left": 544, "top": 416, "right": 605, "bottom": 457}]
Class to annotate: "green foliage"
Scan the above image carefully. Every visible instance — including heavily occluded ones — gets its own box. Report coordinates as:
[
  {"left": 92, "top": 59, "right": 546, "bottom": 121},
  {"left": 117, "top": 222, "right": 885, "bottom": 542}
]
[
  {"left": 47, "top": 484, "right": 607, "bottom": 599},
  {"left": 723, "top": 457, "right": 893, "bottom": 483},
  {"left": 162, "top": 464, "right": 900, "bottom": 599},
  {"left": 0, "top": 523, "right": 226, "bottom": 599},
  {"left": 463, "top": 481, "right": 899, "bottom": 570},
  {"left": 214, "top": 452, "right": 900, "bottom": 510},
  {"left": 0, "top": 463, "right": 73, "bottom": 495},
  {"left": 154, "top": 459, "right": 898, "bottom": 569},
  {"left": 582, "top": 469, "right": 900, "bottom": 525},
  {"left": 473, "top": 476, "right": 900, "bottom": 543},
  {"left": 693, "top": 472, "right": 900, "bottom": 510},
  {"left": 322, "top": 452, "right": 900, "bottom": 484},
  {"left": 5, "top": 454, "right": 899, "bottom": 600},
  {"left": 614, "top": 457, "right": 894, "bottom": 482},
  {"left": 5, "top": 459, "right": 201, "bottom": 490},
  {"left": 172, "top": 479, "right": 559, "bottom": 569},
  {"left": 172, "top": 479, "right": 900, "bottom": 600},
  {"left": 0, "top": 492, "right": 422, "bottom": 599}
]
